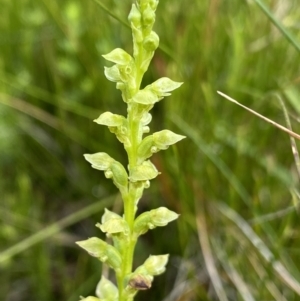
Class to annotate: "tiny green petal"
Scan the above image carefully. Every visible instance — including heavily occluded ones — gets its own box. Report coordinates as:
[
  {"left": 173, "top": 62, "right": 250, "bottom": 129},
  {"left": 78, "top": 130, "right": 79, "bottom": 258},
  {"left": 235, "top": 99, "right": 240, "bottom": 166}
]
[
  {"left": 132, "top": 89, "right": 158, "bottom": 105},
  {"left": 130, "top": 160, "right": 159, "bottom": 182},
  {"left": 96, "top": 276, "right": 119, "bottom": 300},
  {"left": 141, "top": 112, "right": 152, "bottom": 125},
  {"left": 104, "top": 65, "right": 121, "bottom": 82},
  {"left": 84, "top": 153, "right": 114, "bottom": 170},
  {"left": 153, "top": 130, "right": 186, "bottom": 149},
  {"left": 76, "top": 237, "right": 122, "bottom": 270},
  {"left": 150, "top": 207, "right": 179, "bottom": 226},
  {"left": 79, "top": 297, "right": 101, "bottom": 301},
  {"left": 100, "top": 208, "right": 121, "bottom": 224},
  {"left": 94, "top": 112, "right": 126, "bottom": 127},
  {"left": 143, "top": 254, "right": 169, "bottom": 275},
  {"left": 103, "top": 48, "right": 132, "bottom": 65},
  {"left": 76, "top": 237, "right": 107, "bottom": 257},
  {"left": 99, "top": 217, "right": 129, "bottom": 236},
  {"left": 149, "top": 77, "right": 183, "bottom": 96}
]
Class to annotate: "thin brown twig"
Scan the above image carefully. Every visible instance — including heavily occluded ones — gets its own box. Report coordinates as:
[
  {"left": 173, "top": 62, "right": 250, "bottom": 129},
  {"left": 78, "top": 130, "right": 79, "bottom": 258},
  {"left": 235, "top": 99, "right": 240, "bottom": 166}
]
[{"left": 217, "top": 91, "right": 300, "bottom": 141}]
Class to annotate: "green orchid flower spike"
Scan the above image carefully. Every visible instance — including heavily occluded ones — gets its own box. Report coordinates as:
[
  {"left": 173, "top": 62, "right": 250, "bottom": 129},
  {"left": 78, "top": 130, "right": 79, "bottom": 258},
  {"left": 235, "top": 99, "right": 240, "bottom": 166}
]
[{"left": 76, "top": 1, "right": 185, "bottom": 300}]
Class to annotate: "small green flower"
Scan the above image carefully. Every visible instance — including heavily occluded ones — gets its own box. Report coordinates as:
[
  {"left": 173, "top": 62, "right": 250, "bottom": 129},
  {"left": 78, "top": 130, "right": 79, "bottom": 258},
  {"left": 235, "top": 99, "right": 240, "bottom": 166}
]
[{"left": 134, "top": 207, "right": 179, "bottom": 236}]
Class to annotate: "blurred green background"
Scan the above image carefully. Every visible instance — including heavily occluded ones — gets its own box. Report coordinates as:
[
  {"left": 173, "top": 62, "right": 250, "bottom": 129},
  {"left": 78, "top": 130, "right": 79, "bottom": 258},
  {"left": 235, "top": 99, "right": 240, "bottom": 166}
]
[{"left": 1, "top": 0, "right": 300, "bottom": 300}]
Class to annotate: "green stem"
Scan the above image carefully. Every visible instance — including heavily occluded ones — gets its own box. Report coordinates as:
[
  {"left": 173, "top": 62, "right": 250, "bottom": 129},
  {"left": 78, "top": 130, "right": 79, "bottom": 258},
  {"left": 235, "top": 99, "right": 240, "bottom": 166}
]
[
  {"left": 117, "top": 188, "right": 137, "bottom": 301},
  {"left": 118, "top": 105, "right": 142, "bottom": 301},
  {"left": 117, "top": 12, "right": 148, "bottom": 301}
]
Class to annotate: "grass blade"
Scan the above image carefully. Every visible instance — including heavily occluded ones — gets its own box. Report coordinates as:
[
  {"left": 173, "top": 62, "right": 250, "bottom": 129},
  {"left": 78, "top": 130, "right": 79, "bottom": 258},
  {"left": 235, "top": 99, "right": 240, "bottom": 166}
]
[
  {"left": 212, "top": 240, "right": 255, "bottom": 301},
  {"left": 0, "top": 195, "right": 117, "bottom": 264},
  {"left": 195, "top": 197, "right": 229, "bottom": 301},
  {"left": 216, "top": 202, "right": 300, "bottom": 295},
  {"left": 253, "top": 0, "right": 300, "bottom": 53}
]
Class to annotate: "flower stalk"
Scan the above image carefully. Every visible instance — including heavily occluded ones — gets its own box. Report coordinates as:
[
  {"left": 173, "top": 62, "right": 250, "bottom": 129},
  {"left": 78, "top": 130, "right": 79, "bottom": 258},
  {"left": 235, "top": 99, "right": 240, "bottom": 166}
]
[{"left": 77, "top": 1, "right": 184, "bottom": 300}]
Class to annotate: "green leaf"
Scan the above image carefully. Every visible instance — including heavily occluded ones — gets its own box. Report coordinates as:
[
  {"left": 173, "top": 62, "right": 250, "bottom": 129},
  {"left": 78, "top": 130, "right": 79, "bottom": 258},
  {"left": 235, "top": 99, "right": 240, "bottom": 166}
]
[
  {"left": 130, "top": 160, "right": 159, "bottom": 182},
  {"left": 84, "top": 152, "right": 114, "bottom": 170},
  {"left": 96, "top": 276, "right": 119, "bottom": 300},
  {"left": 94, "top": 112, "right": 126, "bottom": 127},
  {"left": 103, "top": 48, "right": 132, "bottom": 65}
]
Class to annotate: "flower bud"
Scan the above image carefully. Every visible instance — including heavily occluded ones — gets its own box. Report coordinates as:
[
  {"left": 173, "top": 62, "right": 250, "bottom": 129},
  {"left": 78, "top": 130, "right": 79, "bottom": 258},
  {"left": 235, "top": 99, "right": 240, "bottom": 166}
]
[
  {"left": 149, "top": 0, "right": 158, "bottom": 10},
  {"left": 142, "top": 5, "right": 155, "bottom": 27},
  {"left": 128, "top": 4, "right": 141, "bottom": 27},
  {"left": 143, "top": 31, "right": 159, "bottom": 51}
]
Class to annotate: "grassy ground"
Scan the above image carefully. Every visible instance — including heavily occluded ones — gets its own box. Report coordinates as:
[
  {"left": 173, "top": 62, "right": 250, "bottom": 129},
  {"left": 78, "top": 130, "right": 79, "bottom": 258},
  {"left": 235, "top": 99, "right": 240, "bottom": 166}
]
[{"left": 1, "top": 0, "right": 300, "bottom": 300}]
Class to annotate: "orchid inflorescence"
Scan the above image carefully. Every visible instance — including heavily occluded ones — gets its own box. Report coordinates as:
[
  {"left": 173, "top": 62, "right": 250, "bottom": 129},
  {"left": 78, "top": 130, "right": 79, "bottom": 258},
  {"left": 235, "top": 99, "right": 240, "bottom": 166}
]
[{"left": 77, "top": 1, "right": 184, "bottom": 300}]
